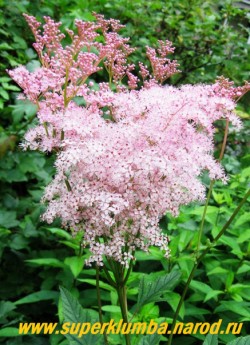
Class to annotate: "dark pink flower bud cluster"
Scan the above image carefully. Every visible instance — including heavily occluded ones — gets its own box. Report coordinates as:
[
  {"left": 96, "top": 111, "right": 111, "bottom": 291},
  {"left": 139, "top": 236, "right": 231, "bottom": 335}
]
[
  {"left": 146, "top": 40, "right": 180, "bottom": 84},
  {"left": 8, "top": 14, "right": 246, "bottom": 266},
  {"left": 212, "top": 76, "right": 250, "bottom": 101}
]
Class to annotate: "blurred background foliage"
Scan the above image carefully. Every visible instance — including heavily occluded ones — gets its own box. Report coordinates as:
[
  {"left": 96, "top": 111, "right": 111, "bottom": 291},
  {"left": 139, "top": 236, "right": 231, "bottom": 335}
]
[{"left": 0, "top": 0, "right": 249, "bottom": 344}]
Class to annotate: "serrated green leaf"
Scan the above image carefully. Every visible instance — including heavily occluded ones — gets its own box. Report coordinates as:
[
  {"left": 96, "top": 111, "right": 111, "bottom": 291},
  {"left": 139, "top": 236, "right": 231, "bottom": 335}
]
[
  {"left": 227, "top": 336, "right": 250, "bottom": 345},
  {"left": 202, "top": 333, "right": 218, "bottom": 345},
  {"left": 137, "top": 270, "right": 181, "bottom": 309},
  {"left": 138, "top": 333, "right": 161, "bottom": 345},
  {"left": 60, "top": 286, "right": 101, "bottom": 345}
]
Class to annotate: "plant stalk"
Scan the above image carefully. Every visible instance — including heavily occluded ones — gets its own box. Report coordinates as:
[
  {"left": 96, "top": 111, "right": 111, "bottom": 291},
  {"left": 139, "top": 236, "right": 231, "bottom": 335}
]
[
  {"left": 167, "top": 188, "right": 250, "bottom": 345},
  {"left": 196, "top": 119, "right": 229, "bottom": 255},
  {"left": 113, "top": 261, "right": 131, "bottom": 345},
  {"left": 96, "top": 265, "right": 109, "bottom": 345}
]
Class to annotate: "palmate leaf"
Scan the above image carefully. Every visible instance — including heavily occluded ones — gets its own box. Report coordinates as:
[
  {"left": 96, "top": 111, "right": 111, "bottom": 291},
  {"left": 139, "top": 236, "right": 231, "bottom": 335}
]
[
  {"left": 137, "top": 270, "right": 181, "bottom": 309},
  {"left": 60, "top": 287, "right": 101, "bottom": 345}
]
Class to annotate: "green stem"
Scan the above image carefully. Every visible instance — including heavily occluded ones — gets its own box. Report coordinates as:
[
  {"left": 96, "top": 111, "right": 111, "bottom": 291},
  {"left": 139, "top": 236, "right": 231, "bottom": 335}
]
[
  {"left": 112, "top": 262, "right": 131, "bottom": 345},
  {"left": 167, "top": 188, "right": 250, "bottom": 345},
  {"left": 96, "top": 265, "right": 108, "bottom": 345},
  {"left": 102, "top": 264, "right": 117, "bottom": 288},
  {"left": 63, "top": 68, "right": 69, "bottom": 108},
  {"left": 196, "top": 180, "right": 214, "bottom": 255},
  {"left": 123, "top": 258, "right": 134, "bottom": 285},
  {"left": 196, "top": 119, "right": 229, "bottom": 255}
]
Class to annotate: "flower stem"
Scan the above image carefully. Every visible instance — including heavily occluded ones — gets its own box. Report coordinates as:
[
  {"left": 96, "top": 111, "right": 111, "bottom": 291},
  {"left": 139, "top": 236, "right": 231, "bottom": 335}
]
[
  {"left": 112, "top": 261, "right": 131, "bottom": 345},
  {"left": 196, "top": 119, "right": 229, "bottom": 255},
  {"left": 167, "top": 188, "right": 250, "bottom": 345},
  {"left": 96, "top": 265, "right": 109, "bottom": 345}
]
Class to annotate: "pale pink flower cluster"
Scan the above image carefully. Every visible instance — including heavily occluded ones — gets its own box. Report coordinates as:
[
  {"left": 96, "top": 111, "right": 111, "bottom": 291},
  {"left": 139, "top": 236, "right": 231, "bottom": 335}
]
[{"left": 8, "top": 14, "right": 246, "bottom": 266}]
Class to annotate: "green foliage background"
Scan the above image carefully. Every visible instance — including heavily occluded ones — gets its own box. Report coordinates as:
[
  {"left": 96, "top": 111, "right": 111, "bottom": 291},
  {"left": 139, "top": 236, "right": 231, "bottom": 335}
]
[{"left": 0, "top": 1, "right": 249, "bottom": 344}]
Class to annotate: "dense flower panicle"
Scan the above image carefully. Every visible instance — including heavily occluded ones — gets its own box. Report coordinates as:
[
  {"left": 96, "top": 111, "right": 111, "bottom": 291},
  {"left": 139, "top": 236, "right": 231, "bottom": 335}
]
[{"left": 9, "top": 14, "right": 246, "bottom": 266}]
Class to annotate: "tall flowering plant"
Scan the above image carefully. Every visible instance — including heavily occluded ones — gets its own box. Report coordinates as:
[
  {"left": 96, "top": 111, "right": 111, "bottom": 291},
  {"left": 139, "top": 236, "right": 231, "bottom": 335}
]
[{"left": 9, "top": 13, "right": 249, "bottom": 345}]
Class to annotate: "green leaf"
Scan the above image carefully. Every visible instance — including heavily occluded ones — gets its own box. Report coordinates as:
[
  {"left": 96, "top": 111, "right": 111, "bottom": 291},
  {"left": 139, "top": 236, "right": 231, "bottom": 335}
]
[
  {"left": 189, "top": 206, "right": 219, "bottom": 216},
  {"left": 139, "top": 303, "right": 159, "bottom": 320},
  {"left": 225, "top": 271, "right": 234, "bottom": 289},
  {"left": 202, "top": 334, "right": 218, "bottom": 345},
  {"left": 0, "top": 301, "right": 16, "bottom": 319},
  {"left": 135, "top": 248, "right": 163, "bottom": 261},
  {"left": 101, "top": 305, "right": 121, "bottom": 313},
  {"left": 190, "top": 280, "right": 213, "bottom": 295},
  {"left": 0, "top": 88, "right": 9, "bottom": 100},
  {"left": 60, "top": 286, "right": 101, "bottom": 345},
  {"left": 178, "top": 219, "right": 197, "bottom": 231},
  {"left": 218, "top": 236, "right": 243, "bottom": 258},
  {"left": 237, "top": 230, "right": 250, "bottom": 244},
  {"left": 178, "top": 230, "right": 194, "bottom": 252},
  {"left": 10, "top": 234, "right": 29, "bottom": 250},
  {"left": 14, "top": 290, "right": 58, "bottom": 305},
  {"left": 204, "top": 290, "right": 223, "bottom": 303},
  {"left": 0, "top": 327, "right": 20, "bottom": 337},
  {"left": 0, "top": 210, "right": 18, "bottom": 228},
  {"left": 207, "top": 267, "right": 228, "bottom": 275},
  {"left": 185, "top": 304, "right": 211, "bottom": 316},
  {"left": 234, "top": 213, "right": 250, "bottom": 227},
  {"left": 138, "top": 333, "right": 161, "bottom": 345},
  {"left": 26, "top": 258, "right": 66, "bottom": 268},
  {"left": 227, "top": 336, "right": 250, "bottom": 345},
  {"left": 237, "top": 263, "right": 250, "bottom": 275},
  {"left": 64, "top": 256, "right": 85, "bottom": 278},
  {"left": 26, "top": 60, "right": 40, "bottom": 72},
  {"left": 11, "top": 100, "right": 37, "bottom": 121},
  {"left": 59, "top": 240, "right": 80, "bottom": 250},
  {"left": 215, "top": 301, "right": 250, "bottom": 318},
  {"left": 77, "top": 278, "right": 115, "bottom": 292},
  {"left": 137, "top": 270, "right": 181, "bottom": 309},
  {"left": 164, "top": 292, "right": 185, "bottom": 319},
  {"left": 212, "top": 190, "right": 224, "bottom": 204},
  {"left": 45, "top": 227, "right": 72, "bottom": 240},
  {"left": 228, "top": 284, "right": 250, "bottom": 295}
]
